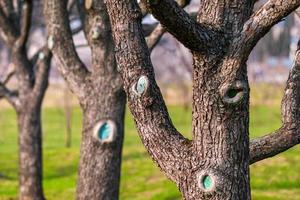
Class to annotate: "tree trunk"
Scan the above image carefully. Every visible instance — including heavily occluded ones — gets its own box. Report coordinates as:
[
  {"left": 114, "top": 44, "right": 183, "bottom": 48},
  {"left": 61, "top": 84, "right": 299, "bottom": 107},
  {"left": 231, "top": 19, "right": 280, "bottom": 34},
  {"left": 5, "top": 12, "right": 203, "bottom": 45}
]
[
  {"left": 44, "top": 1, "right": 127, "bottom": 199},
  {"left": 44, "top": 0, "right": 193, "bottom": 198},
  {"left": 106, "top": 0, "right": 300, "bottom": 199},
  {"left": 0, "top": 2, "right": 52, "bottom": 200},
  {"left": 12, "top": 48, "right": 51, "bottom": 200},
  {"left": 186, "top": 53, "right": 251, "bottom": 199},
  {"left": 76, "top": 79, "right": 126, "bottom": 200},
  {"left": 17, "top": 106, "right": 45, "bottom": 200}
]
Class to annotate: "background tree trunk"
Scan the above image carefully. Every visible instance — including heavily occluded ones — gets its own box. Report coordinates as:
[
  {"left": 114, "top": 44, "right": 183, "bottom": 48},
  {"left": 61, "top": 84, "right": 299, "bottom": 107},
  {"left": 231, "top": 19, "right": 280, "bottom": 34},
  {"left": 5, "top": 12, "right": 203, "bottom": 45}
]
[
  {"left": 17, "top": 106, "right": 45, "bottom": 200},
  {"left": 13, "top": 48, "right": 51, "bottom": 200},
  {"left": 76, "top": 83, "right": 126, "bottom": 200},
  {"left": 0, "top": 2, "right": 53, "bottom": 198},
  {"left": 44, "top": 1, "right": 126, "bottom": 199}
]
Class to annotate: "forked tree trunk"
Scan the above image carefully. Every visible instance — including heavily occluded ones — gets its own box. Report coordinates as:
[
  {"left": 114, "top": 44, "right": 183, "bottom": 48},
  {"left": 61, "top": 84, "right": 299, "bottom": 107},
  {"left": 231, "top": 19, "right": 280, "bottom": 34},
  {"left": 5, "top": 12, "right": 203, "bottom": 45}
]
[
  {"left": 106, "top": 0, "right": 300, "bottom": 199},
  {"left": 0, "top": 1, "right": 52, "bottom": 200},
  {"left": 44, "top": 1, "right": 126, "bottom": 199},
  {"left": 13, "top": 49, "right": 51, "bottom": 200}
]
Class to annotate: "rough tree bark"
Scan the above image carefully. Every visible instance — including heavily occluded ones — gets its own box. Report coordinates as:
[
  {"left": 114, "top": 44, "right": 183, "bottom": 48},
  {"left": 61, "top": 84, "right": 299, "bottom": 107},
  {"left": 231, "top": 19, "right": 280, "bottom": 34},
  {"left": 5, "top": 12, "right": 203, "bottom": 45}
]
[
  {"left": 106, "top": 0, "right": 300, "bottom": 199},
  {"left": 44, "top": 0, "right": 191, "bottom": 199},
  {"left": 44, "top": 1, "right": 125, "bottom": 199},
  {"left": 0, "top": 1, "right": 52, "bottom": 199}
]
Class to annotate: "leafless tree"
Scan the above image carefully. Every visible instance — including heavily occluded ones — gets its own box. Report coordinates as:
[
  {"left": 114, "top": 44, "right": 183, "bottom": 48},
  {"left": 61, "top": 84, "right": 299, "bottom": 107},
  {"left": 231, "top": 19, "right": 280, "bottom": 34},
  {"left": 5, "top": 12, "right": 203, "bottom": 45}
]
[
  {"left": 0, "top": 1, "right": 52, "bottom": 199},
  {"left": 105, "top": 0, "right": 300, "bottom": 199},
  {"left": 43, "top": 0, "right": 191, "bottom": 199}
]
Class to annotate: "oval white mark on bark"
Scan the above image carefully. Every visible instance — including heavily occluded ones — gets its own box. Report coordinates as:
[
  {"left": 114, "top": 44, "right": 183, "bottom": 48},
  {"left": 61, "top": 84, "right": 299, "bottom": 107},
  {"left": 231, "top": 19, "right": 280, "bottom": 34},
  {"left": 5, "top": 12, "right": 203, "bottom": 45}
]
[
  {"left": 47, "top": 36, "right": 54, "bottom": 50},
  {"left": 38, "top": 52, "right": 45, "bottom": 60},
  {"left": 197, "top": 171, "right": 216, "bottom": 192},
  {"left": 93, "top": 120, "right": 117, "bottom": 143},
  {"left": 132, "top": 75, "right": 149, "bottom": 96}
]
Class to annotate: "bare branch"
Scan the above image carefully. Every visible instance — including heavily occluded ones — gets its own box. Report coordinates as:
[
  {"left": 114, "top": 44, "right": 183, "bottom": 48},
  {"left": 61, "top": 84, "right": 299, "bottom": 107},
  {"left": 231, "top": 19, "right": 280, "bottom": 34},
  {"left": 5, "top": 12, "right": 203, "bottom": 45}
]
[
  {"left": 146, "top": 23, "right": 165, "bottom": 52},
  {"left": 146, "top": 0, "right": 194, "bottom": 53},
  {"left": 296, "top": 7, "right": 300, "bottom": 18},
  {"left": 1, "top": 63, "right": 15, "bottom": 85},
  {"left": 0, "top": 0, "right": 14, "bottom": 18},
  {"left": 44, "top": 0, "right": 90, "bottom": 98},
  {"left": 237, "top": 0, "right": 300, "bottom": 57},
  {"left": 139, "top": 0, "right": 148, "bottom": 17},
  {"left": 250, "top": 125, "right": 300, "bottom": 164},
  {"left": 14, "top": 0, "right": 32, "bottom": 49},
  {"left": 32, "top": 47, "right": 52, "bottom": 105},
  {"left": 0, "top": 81, "right": 19, "bottom": 108},
  {"left": 250, "top": 41, "right": 300, "bottom": 164},
  {"left": 143, "top": 12, "right": 196, "bottom": 37},
  {"left": 0, "top": 5, "right": 18, "bottom": 44},
  {"left": 106, "top": 0, "right": 191, "bottom": 183},
  {"left": 67, "top": 0, "right": 76, "bottom": 11},
  {"left": 142, "top": 0, "right": 220, "bottom": 52}
]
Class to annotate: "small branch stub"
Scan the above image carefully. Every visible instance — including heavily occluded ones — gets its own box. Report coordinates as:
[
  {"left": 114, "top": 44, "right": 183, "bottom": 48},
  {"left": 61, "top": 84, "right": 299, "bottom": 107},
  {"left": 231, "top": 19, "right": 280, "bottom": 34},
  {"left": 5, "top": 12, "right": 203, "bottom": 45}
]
[
  {"left": 220, "top": 80, "right": 247, "bottom": 105},
  {"left": 85, "top": 0, "right": 93, "bottom": 10},
  {"left": 91, "top": 26, "right": 101, "bottom": 40},
  {"left": 132, "top": 75, "right": 149, "bottom": 96},
  {"left": 38, "top": 52, "right": 45, "bottom": 60},
  {"left": 47, "top": 36, "right": 54, "bottom": 50},
  {"left": 197, "top": 171, "right": 216, "bottom": 192},
  {"left": 93, "top": 120, "right": 117, "bottom": 143}
]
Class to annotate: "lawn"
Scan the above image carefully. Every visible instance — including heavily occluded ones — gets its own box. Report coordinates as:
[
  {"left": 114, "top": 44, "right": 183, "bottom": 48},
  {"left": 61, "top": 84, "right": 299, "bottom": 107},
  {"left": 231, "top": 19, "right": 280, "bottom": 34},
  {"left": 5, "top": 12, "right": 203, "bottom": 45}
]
[{"left": 0, "top": 104, "right": 300, "bottom": 200}]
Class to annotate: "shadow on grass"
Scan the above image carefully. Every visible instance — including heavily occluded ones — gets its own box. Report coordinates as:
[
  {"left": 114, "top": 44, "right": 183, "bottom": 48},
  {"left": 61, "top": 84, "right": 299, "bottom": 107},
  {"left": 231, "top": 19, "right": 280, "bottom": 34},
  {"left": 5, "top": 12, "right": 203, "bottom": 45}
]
[{"left": 0, "top": 172, "right": 13, "bottom": 180}]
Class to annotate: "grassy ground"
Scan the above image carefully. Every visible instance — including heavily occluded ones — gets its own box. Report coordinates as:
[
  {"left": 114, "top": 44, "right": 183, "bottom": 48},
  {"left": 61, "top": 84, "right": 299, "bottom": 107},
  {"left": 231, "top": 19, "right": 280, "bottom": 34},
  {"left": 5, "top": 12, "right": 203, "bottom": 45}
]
[{"left": 0, "top": 104, "right": 300, "bottom": 200}]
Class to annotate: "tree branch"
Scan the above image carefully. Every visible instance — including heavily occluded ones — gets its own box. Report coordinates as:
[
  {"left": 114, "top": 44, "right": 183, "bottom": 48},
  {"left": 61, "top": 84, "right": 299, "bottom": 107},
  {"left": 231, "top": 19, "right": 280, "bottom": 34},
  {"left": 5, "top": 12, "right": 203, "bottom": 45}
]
[
  {"left": 67, "top": 0, "right": 76, "bottom": 11},
  {"left": 1, "top": 63, "right": 15, "bottom": 85},
  {"left": 0, "top": 81, "right": 19, "bottom": 108},
  {"left": 0, "top": 5, "right": 18, "bottom": 45},
  {"left": 44, "top": 0, "right": 90, "bottom": 98},
  {"left": 146, "top": 23, "right": 165, "bottom": 52},
  {"left": 142, "top": 0, "right": 220, "bottom": 52},
  {"left": 237, "top": 0, "right": 300, "bottom": 57},
  {"left": 106, "top": 0, "right": 191, "bottom": 183},
  {"left": 145, "top": 0, "right": 192, "bottom": 53},
  {"left": 0, "top": 0, "right": 16, "bottom": 21},
  {"left": 296, "top": 7, "right": 300, "bottom": 18},
  {"left": 250, "top": 40, "right": 300, "bottom": 164},
  {"left": 139, "top": 1, "right": 148, "bottom": 17},
  {"left": 31, "top": 47, "right": 52, "bottom": 106},
  {"left": 15, "top": 0, "right": 32, "bottom": 50}
]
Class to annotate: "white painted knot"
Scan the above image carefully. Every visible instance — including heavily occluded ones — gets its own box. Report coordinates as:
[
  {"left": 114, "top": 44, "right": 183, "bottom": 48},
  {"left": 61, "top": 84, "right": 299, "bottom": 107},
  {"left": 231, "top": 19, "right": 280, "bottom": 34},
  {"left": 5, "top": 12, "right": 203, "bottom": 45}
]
[
  {"left": 85, "top": 0, "right": 93, "bottom": 10},
  {"left": 91, "top": 26, "right": 101, "bottom": 40},
  {"left": 47, "top": 36, "right": 54, "bottom": 50},
  {"left": 132, "top": 75, "right": 149, "bottom": 96},
  {"left": 38, "top": 52, "right": 45, "bottom": 60},
  {"left": 93, "top": 120, "right": 117, "bottom": 143},
  {"left": 220, "top": 80, "right": 247, "bottom": 105},
  {"left": 197, "top": 171, "right": 216, "bottom": 192}
]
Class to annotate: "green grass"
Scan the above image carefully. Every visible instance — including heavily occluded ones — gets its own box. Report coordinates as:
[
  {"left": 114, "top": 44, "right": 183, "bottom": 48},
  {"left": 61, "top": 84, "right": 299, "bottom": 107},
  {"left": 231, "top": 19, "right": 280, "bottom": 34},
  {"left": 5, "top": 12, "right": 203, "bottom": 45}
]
[{"left": 0, "top": 104, "right": 300, "bottom": 200}]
